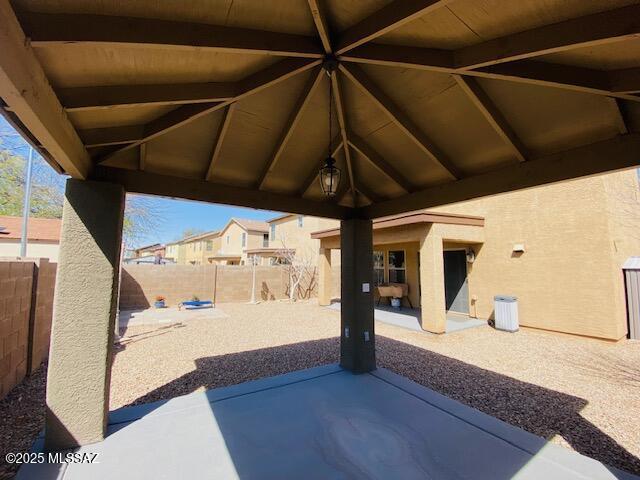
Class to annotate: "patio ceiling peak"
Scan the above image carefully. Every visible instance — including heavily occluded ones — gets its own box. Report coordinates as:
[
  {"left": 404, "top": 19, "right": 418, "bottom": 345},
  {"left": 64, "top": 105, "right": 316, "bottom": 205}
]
[{"left": 1, "top": 0, "right": 639, "bottom": 218}]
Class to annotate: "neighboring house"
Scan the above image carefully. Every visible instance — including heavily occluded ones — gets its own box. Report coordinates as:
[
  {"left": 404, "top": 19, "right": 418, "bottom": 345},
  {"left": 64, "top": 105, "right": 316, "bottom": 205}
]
[
  {"left": 246, "top": 214, "right": 339, "bottom": 266},
  {"left": 123, "top": 255, "right": 174, "bottom": 265},
  {"left": 313, "top": 170, "right": 640, "bottom": 341},
  {"left": 164, "top": 241, "right": 183, "bottom": 264},
  {"left": 209, "top": 218, "right": 269, "bottom": 265},
  {"left": 131, "top": 243, "right": 165, "bottom": 260},
  {"left": 0, "top": 216, "right": 60, "bottom": 261},
  {"left": 182, "top": 230, "right": 221, "bottom": 265}
]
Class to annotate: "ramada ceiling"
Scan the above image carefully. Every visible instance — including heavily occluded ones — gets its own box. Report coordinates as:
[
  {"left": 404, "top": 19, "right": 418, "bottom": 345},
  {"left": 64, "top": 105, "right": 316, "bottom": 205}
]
[{"left": 1, "top": 0, "right": 640, "bottom": 219}]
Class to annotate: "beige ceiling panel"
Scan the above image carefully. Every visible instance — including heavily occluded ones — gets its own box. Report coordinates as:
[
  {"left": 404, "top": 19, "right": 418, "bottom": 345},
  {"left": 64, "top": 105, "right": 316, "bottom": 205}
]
[
  {"left": 99, "top": 146, "right": 138, "bottom": 170},
  {"left": 538, "top": 38, "right": 640, "bottom": 71},
  {"left": 379, "top": 6, "right": 480, "bottom": 49},
  {"left": 33, "top": 45, "right": 277, "bottom": 88},
  {"left": 340, "top": 77, "right": 392, "bottom": 138},
  {"left": 364, "top": 123, "right": 451, "bottom": 188},
  {"left": 350, "top": 148, "right": 406, "bottom": 199},
  {"left": 262, "top": 75, "right": 336, "bottom": 194},
  {"left": 209, "top": 71, "right": 314, "bottom": 187},
  {"left": 448, "top": 0, "right": 638, "bottom": 43},
  {"left": 144, "top": 109, "right": 226, "bottom": 179},
  {"left": 67, "top": 105, "right": 177, "bottom": 130},
  {"left": 324, "top": 0, "right": 390, "bottom": 33},
  {"left": 357, "top": 64, "right": 515, "bottom": 174},
  {"left": 478, "top": 77, "right": 621, "bottom": 156},
  {"left": 13, "top": 0, "right": 316, "bottom": 35}
]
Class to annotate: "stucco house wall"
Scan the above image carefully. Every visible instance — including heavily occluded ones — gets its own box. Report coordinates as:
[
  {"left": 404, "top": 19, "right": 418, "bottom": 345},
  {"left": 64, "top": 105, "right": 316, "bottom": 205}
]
[
  {"left": 428, "top": 170, "right": 640, "bottom": 339},
  {"left": 315, "top": 171, "right": 640, "bottom": 340}
]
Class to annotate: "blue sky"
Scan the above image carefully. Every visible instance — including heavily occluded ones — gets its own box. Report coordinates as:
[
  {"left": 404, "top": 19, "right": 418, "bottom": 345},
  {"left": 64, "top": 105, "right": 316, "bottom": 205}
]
[{"left": 0, "top": 116, "right": 280, "bottom": 246}]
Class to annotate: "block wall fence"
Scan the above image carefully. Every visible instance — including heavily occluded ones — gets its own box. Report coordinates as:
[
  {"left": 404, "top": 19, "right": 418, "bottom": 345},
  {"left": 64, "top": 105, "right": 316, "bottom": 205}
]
[
  {"left": 119, "top": 264, "right": 316, "bottom": 309},
  {"left": 0, "top": 258, "right": 56, "bottom": 399}
]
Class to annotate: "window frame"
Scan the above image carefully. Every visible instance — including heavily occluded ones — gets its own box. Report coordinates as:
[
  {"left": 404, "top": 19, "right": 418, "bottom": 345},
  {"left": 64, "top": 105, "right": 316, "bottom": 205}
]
[
  {"left": 373, "top": 250, "right": 385, "bottom": 286},
  {"left": 241, "top": 232, "right": 246, "bottom": 248},
  {"left": 387, "top": 249, "right": 407, "bottom": 284}
]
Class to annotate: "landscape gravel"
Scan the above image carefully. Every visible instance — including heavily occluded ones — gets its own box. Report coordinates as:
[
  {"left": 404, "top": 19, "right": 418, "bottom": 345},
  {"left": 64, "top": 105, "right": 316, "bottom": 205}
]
[{"left": 1, "top": 301, "right": 639, "bottom": 478}]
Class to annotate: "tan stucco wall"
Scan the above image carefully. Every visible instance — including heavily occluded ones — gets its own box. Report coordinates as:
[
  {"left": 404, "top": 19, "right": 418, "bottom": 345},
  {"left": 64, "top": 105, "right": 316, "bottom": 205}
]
[
  {"left": 183, "top": 233, "right": 221, "bottom": 265},
  {"left": 217, "top": 222, "right": 264, "bottom": 264},
  {"left": 428, "top": 170, "right": 640, "bottom": 340},
  {"left": 0, "top": 239, "right": 59, "bottom": 262},
  {"left": 269, "top": 215, "right": 339, "bottom": 263}
]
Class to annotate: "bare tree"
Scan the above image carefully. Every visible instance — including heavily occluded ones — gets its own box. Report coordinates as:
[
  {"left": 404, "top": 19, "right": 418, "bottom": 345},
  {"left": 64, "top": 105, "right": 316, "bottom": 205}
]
[{"left": 274, "top": 235, "right": 317, "bottom": 302}]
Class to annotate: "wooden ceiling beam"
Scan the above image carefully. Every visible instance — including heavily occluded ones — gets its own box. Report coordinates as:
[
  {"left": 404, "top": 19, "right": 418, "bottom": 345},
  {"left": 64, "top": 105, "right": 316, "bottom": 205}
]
[
  {"left": 452, "top": 75, "right": 527, "bottom": 162},
  {"left": 330, "top": 72, "right": 356, "bottom": 203},
  {"left": 341, "top": 46, "right": 640, "bottom": 103},
  {"left": 307, "top": 0, "right": 332, "bottom": 54},
  {"left": 205, "top": 104, "right": 236, "bottom": 181},
  {"left": 348, "top": 133, "right": 414, "bottom": 193},
  {"left": 59, "top": 82, "right": 237, "bottom": 111},
  {"left": 97, "top": 58, "right": 321, "bottom": 163},
  {"left": 340, "top": 63, "right": 462, "bottom": 180},
  {"left": 361, "top": 134, "right": 640, "bottom": 218},
  {"left": 298, "top": 139, "right": 343, "bottom": 196},
  {"left": 0, "top": 2, "right": 90, "bottom": 178},
  {"left": 20, "top": 12, "right": 324, "bottom": 58},
  {"left": 257, "top": 68, "right": 324, "bottom": 189},
  {"left": 92, "top": 166, "right": 353, "bottom": 220},
  {"left": 455, "top": 4, "right": 640, "bottom": 70},
  {"left": 335, "top": 0, "right": 452, "bottom": 55}
]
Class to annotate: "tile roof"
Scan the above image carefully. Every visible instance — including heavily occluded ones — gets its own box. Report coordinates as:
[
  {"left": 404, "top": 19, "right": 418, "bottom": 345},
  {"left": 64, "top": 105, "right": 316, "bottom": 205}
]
[
  {"left": 231, "top": 218, "right": 269, "bottom": 232},
  {"left": 0, "top": 215, "right": 61, "bottom": 242}
]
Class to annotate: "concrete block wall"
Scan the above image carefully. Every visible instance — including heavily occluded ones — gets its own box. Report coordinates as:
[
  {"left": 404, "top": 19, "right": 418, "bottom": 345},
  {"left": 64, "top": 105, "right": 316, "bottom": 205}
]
[
  {"left": 119, "top": 264, "right": 303, "bottom": 308},
  {"left": 0, "top": 260, "right": 34, "bottom": 398},
  {"left": 215, "top": 266, "right": 289, "bottom": 302},
  {"left": 119, "top": 265, "right": 217, "bottom": 309},
  {"left": 29, "top": 259, "right": 56, "bottom": 374}
]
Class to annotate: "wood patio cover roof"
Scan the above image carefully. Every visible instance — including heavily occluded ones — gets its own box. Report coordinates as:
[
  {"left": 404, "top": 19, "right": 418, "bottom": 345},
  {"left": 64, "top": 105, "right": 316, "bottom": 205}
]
[{"left": 1, "top": 0, "right": 639, "bottom": 219}]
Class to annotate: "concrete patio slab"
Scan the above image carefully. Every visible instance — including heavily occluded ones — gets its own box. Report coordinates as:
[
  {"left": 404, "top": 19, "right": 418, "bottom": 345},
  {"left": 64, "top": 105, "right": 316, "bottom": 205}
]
[
  {"left": 329, "top": 302, "right": 487, "bottom": 333},
  {"left": 18, "top": 365, "right": 637, "bottom": 480}
]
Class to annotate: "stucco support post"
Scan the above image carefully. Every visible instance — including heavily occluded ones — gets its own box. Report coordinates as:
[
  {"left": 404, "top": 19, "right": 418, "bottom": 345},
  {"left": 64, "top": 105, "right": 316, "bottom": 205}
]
[
  {"left": 318, "top": 247, "right": 332, "bottom": 306},
  {"left": 340, "top": 218, "right": 375, "bottom": 373},
  {"left": 45, "top": 179, "right": 125, "bottom": 451},
  {"left": 419, "top": 226, "right": 446, "bottom": 333}
]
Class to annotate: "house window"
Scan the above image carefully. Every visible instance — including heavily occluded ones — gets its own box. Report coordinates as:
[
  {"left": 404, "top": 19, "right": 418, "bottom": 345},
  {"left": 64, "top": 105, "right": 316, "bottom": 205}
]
[
  {"left": 297, "top": 215, "right": 304, "bottom": 227},
  {"left": 241, "top": 232, "right": 246, "bottom": 247},
  {"left": 226, "top": 235, "right": 230, "bottom": 245},
  {"left": 388, "top": 250, "right": 406, "bottom": 284},
  {"left": 263, "top": 233, "right": 269, "bottom": 247},
  {"left": 206, "top": 240, "right": 213, "bottom": 251},
  {"left": 270, "top": 224, "right": 276, "bottom": 241},
  {"left": 373, "top": 251, "right": 385, "bottom": 286}
]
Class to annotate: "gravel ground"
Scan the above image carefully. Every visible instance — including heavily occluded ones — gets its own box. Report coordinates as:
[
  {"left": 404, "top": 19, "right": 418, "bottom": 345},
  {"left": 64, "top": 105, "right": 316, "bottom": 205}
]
[{"left": 2, "top": 301, "right": 639, "bottom": 478}]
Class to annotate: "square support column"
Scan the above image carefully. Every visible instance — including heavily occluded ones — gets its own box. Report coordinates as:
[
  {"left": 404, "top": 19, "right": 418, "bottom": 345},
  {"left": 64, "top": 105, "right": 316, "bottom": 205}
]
[
  {"left": 45, "top": 179, "right": 125, "bottom": 451},
  {"left": 419, "top": 226, "right": 446, "bottom": 333},
  {"left": 340, "top": 219, "right": 375, "bottom": 373},
  {"left": 318, "top": 247, "right": 332, "bottom": 306}
]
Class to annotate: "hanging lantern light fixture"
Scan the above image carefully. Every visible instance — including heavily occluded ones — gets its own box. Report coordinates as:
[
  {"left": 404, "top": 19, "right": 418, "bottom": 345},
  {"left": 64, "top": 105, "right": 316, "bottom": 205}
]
[{"left": 319, "top": 62, "right": 340, "bottom": 197}]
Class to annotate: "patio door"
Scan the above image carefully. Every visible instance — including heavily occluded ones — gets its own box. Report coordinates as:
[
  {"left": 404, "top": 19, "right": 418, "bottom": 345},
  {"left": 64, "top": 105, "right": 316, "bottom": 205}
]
[{"left": 443, "top": 250, "right": 469, "bottom": 314}]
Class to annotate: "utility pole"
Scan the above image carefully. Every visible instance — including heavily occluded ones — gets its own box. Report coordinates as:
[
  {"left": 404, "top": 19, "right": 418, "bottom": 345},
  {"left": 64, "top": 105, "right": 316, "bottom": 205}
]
[{"left": 19, "top": 146, "right": 34, "bottom": 257}]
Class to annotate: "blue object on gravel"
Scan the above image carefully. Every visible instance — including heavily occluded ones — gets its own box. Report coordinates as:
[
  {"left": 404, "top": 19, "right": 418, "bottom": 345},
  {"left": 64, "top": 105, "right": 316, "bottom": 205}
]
[{"left": 181, "top": 300, "right": 213, "bottom": 309}]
